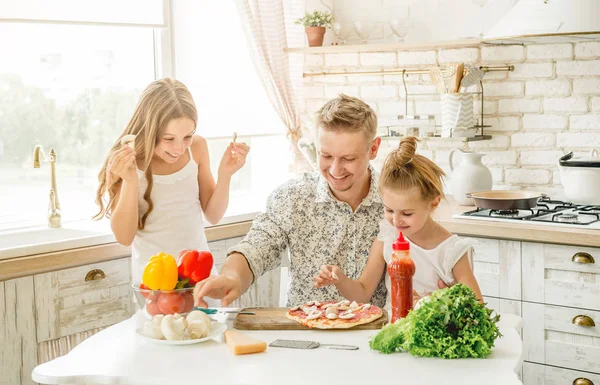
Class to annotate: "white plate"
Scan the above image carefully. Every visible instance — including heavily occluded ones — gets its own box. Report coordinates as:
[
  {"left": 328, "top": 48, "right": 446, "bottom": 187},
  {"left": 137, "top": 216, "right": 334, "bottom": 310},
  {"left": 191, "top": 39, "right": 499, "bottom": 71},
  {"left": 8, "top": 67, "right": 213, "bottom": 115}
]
[{"left": 136, "top": 321, "right": 227, "bottom": 345}]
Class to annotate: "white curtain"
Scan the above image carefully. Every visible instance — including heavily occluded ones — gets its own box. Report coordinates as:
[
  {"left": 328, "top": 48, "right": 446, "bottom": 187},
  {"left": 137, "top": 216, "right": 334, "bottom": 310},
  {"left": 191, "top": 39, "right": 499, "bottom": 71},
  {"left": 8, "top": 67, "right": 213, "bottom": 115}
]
[{"left": 235, "top": 0, "right": 305, "bottom": 143}]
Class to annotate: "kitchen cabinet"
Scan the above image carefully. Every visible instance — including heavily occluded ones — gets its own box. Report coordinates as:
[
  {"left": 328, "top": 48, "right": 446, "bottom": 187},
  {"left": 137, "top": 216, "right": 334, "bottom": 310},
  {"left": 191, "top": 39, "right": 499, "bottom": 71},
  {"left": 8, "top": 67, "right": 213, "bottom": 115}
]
[
  {"left": 1, "top": 235, "right": 283, "bottom": 385},
  {"left": 470, "top": 236, "right": 600, "bottom": 385},
  {"left": 523, "top": 362, "right": 600, "bottom": 385}
]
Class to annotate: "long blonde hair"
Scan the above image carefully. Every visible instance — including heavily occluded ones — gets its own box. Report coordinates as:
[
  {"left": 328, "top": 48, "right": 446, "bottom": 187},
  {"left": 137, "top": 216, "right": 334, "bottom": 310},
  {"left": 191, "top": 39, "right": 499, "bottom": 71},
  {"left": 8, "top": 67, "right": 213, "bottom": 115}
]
[
  {"left": 94, "top": 78, "right": 198, "bottom": 229},
  {"left": 379, "top": 136, "right": 446, "bottom": 201}
]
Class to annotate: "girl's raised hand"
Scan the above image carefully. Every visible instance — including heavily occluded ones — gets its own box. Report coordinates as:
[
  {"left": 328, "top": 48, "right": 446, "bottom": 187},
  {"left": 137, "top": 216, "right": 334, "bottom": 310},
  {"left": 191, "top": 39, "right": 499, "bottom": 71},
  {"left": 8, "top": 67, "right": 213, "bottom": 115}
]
[
  {"left": 313, "top": 264, "right": 343, "bottom": 288},
  {"left": 218, "top": 142, "right": 250, "bottom": 179},
  {"left": 107, "top": 146, "right": 137, "bottom": 185}
]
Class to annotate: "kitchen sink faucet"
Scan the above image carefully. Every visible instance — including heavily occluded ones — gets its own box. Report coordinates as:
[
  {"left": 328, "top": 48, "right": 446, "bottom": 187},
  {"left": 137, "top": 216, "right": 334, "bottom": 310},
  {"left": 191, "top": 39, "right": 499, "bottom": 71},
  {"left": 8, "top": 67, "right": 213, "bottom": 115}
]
[{"left": 33, "top": 145, "right": 61, "bottom": 228}]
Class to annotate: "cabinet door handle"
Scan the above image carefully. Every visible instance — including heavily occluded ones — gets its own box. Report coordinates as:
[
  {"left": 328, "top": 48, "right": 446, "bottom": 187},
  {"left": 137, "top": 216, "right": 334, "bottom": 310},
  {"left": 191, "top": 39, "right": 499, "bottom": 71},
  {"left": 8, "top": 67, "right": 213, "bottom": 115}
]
[
  {"left": 85, "top": 269, "right": 106, "bottom": 282},
  {"left": 573, "top": 378, "right": 594, "bottom": 385},
  {"left": 571, "top": 252, "right": 595, "bottom": 264},
  {"left": 572, "top": 315, "right": 596, "bottom": 327}
]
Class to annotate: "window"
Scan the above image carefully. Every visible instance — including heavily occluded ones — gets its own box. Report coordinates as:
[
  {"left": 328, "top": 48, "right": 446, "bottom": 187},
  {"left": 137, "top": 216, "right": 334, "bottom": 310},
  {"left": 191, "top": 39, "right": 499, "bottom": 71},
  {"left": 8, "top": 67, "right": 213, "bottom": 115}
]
[
  {"left": 0, "top": 0, "right": 292, "bottom": 232},
  {"left": 0, "top": 2, "right": 162, "bottom": 231},
  {"left": 172, "top": 0, "right": 294, "bottom": 218}
]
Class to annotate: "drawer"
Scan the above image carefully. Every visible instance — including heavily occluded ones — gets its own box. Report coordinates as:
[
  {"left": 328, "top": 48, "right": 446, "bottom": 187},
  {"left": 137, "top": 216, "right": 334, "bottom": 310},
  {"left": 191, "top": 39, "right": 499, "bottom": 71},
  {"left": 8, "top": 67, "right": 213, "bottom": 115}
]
[
  {"left": 523, "top": 362, "right": 600, "bottom": 385},
  {"left": 523, "top": 302, "right": 600, "bottom": 374},
  {"left": 471, "top": 237, "right": 521, "bottom": 300},
  {"left": 34, "top": 258, "right": 133, "bottom": 342},
  {"left": 523, "top": 243, "right": 600, "bottom": 311}
]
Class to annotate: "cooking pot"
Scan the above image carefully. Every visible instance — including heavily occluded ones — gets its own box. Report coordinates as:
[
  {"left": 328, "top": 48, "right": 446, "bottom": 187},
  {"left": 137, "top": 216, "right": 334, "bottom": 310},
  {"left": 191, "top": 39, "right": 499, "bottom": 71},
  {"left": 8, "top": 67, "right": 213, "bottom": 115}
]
[
  {"left": 559, "top": 150, "right": 600, "bottom": 205},
  {"left": 466, "top": 190, "right": 546, "bottom": 210}
]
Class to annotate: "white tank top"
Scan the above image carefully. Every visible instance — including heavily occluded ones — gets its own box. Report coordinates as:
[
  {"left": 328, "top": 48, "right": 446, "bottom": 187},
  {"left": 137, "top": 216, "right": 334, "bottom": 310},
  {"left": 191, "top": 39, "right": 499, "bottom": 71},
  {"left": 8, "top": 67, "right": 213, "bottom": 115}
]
[
  {"left": 377, "top": 219, "right": 474, "bottom": 312},
  {"left": 131, "top": 146, "right": 215, "bottom": 285}
]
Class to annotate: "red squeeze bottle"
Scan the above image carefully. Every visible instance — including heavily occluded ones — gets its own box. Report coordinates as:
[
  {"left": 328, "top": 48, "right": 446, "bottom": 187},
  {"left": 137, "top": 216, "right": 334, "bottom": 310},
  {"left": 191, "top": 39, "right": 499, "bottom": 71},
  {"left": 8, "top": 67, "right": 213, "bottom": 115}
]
[{"left": 387, "top": 232, "right": 416, "bottom": 323}]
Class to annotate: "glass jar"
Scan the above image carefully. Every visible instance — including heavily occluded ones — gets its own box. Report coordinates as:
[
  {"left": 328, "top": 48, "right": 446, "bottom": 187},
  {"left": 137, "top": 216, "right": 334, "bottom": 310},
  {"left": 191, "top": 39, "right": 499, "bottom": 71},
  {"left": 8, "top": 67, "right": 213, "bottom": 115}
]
[{"left": 398, "top": 114, "right": 436, "bottom": 138}]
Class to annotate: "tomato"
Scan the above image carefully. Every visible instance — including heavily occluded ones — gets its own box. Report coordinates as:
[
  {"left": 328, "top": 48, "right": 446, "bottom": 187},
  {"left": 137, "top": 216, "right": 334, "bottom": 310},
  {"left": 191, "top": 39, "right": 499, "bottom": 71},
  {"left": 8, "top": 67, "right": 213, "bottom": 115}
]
[
  {"left": 182, "top": 291, "right": 194, "bottom": 313},
  {"left": 139, "top": 283, "right": 159, "bottom": 301},
  {"left": 157, "top": 292, "right": 185, "bottom": 314},
  {"left": 146, "top": 299, "right": 161, "bottom": 316}
]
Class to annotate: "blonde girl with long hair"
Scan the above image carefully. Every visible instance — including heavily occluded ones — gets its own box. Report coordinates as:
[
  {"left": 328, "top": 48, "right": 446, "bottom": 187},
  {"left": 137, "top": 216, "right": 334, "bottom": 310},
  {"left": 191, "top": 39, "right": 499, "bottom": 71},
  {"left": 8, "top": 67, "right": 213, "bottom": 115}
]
[
  {"left": 95, "top": 78, "right": 250, "bottom": 284},
  {"left": 313, "top": 136, "right": 482, "bottom": 310}
]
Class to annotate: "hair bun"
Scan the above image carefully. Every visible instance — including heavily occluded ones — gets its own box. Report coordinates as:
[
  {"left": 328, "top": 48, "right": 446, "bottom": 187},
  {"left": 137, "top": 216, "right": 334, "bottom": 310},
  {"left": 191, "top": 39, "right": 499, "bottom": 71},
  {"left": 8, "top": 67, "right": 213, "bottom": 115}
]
[{"left": 394, "top": 136, "right": 418, "bottom": 165}]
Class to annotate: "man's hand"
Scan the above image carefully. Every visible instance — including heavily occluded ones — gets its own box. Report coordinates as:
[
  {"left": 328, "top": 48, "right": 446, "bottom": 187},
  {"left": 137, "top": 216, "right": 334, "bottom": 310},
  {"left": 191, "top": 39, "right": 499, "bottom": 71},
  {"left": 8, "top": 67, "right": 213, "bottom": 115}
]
[{"left": 193, "top": 275, "right": 242, "bottom": 308}]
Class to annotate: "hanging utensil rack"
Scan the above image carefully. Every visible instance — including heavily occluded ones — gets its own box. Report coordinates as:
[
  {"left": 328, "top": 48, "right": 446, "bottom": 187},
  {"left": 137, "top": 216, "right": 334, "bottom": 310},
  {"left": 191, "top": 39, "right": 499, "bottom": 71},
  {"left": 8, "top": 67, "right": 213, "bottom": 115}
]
[{"left": 304, "top": 65, "right": 514, "bottom": 142}]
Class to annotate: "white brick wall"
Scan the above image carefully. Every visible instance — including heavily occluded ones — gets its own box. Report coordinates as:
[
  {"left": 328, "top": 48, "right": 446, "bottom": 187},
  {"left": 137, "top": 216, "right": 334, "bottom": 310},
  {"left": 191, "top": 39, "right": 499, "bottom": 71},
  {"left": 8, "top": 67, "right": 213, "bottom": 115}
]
[
  {"left": 481, "top": 46, "right": 525, "bottom": 62},
  {"left": 498, "top": 99, "right": 541, "bottom": 113},
  {"left": 438, "top": 48, "right": 478, "bottom": 63},
  {"left": 505, "top": 169, "right": 551, "bottom": 185},
  {"left": 527, "top": 44, "right": 572, "bottom": 60},
  {"left": 522, "top": 114, "right": 568, "bottom": 131},
  {"left": 575, "top": 42, "right": 600, "bottom": 59},
  {"left": 570, "top": 114, "right": 600, "bottom": 130},
  {"left": 556, "top": 60, "right": 600, "bottom": 76},
  {"left": 573, "top": 78, "right": 600, "bottom": 94},
  {"left": 397, "top": 51, "right": 437, "bottom": 66},
  {"left": 525, "top": 79, "right": 570, "bottom": 97},
  {"left": 508, "top": 63, "right": 553, "bottom": 79},
  {"left": 300, "top": 41, "right": 600, "bottom": 194},
  {"left": 543, "top": 97, "right": 588, "bottom": 113}
]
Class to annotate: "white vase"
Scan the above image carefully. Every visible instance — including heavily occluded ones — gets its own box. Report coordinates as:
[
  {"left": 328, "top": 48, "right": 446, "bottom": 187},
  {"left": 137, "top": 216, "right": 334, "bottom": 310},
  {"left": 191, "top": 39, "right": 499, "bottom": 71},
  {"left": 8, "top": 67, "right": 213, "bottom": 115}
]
[{"left": 449, "top": 149, "right": 493, "bottom": 205}]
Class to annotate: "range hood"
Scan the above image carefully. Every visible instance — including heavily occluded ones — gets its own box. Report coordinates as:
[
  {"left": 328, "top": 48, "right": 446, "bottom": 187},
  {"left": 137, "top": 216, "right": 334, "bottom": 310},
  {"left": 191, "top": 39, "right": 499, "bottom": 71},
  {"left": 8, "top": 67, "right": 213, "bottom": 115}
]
[{"left": 483, "top": 0, "right": 600, "bottom": 44}]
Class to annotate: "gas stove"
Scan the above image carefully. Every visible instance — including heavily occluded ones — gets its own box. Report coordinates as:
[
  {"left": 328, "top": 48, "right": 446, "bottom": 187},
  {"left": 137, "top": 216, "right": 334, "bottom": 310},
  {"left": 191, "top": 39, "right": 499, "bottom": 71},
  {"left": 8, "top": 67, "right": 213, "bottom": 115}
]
[{"left": 453, "top": 197, "right": 600, "bottom": 229}]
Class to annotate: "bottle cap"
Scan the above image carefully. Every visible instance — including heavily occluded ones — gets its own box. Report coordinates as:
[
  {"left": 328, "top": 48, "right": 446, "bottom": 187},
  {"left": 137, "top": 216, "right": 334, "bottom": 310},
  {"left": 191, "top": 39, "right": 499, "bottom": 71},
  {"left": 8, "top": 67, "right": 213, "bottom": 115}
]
[{"left": 392, "top": 232, "right": 410, "bottom": 251}]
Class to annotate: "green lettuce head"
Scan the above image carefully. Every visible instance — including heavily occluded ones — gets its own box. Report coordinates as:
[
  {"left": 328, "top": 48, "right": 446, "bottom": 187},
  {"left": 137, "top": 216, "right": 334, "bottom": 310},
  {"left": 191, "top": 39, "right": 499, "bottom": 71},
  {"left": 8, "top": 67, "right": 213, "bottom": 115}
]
[{"left": 370, "top": 283, "right": 501, "bottom": 359}]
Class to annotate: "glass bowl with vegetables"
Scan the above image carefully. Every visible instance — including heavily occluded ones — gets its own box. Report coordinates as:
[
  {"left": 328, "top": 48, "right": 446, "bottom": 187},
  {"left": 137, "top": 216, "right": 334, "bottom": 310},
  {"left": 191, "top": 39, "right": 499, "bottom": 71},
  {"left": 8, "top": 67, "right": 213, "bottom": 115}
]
[{"left": 132, "top": 249, "right": 214, "bottom": 318}]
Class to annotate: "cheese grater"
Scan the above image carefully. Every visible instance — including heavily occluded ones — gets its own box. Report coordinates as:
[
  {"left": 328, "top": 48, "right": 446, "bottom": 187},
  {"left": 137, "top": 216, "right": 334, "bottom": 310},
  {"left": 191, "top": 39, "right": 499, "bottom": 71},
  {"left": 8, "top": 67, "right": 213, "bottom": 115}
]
[{"left": 269, "top": 339, "right": 359, "bottom": 350}]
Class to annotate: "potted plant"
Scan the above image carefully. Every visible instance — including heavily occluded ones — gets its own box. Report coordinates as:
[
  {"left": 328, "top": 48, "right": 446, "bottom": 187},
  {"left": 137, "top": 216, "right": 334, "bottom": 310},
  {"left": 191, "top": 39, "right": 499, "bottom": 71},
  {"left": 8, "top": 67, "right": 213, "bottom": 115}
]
[{"left": 295, "top": 10, "right": 333, "bottom": 47}]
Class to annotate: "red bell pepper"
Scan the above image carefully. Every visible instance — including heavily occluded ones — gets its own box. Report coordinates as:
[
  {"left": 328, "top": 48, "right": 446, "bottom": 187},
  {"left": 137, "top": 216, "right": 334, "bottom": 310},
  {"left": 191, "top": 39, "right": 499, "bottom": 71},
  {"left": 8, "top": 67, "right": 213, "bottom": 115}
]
[{"left": 177, "top": 250, "right": 214, "bottom": 285}]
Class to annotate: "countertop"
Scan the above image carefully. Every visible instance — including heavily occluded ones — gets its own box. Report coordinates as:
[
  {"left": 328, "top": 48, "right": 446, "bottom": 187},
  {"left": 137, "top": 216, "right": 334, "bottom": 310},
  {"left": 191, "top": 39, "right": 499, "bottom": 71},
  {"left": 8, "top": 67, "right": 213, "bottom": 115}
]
[
  {"left": 435, "top": 197, "right": 600, "bottom": 248},
  {"left": 3, "top": 196, "right": 599, "bottom": 282},
  {"left": 31, "top": 311, "right": 524, "bottom": 385}
]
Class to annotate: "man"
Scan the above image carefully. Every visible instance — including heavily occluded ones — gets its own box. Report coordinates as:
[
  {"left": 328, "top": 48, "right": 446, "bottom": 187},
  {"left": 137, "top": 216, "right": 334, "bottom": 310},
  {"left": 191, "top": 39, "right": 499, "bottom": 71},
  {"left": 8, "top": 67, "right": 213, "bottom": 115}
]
[{"left": 194, "top": 94, "right": 387, "bottom": 307}]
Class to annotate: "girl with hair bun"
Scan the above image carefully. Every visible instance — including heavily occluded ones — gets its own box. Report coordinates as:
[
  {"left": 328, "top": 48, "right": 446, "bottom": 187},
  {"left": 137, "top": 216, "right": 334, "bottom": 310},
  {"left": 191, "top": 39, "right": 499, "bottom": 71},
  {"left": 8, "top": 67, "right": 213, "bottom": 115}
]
[{"left": 314, "top": 136, "right": 482, "bottom": 310}]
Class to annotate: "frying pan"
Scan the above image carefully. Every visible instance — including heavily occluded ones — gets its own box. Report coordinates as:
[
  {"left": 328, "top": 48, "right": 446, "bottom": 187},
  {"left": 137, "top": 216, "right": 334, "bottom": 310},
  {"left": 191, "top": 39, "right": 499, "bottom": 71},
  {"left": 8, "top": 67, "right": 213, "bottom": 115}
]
[{"left": 466, "top": 190, "right": 546, "bottom": 210}]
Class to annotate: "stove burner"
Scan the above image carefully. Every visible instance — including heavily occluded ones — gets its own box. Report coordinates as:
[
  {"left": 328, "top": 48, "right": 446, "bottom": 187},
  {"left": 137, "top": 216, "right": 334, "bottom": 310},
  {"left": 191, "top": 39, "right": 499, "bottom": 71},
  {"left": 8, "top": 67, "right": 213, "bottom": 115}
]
[
  {"left": 491, "top": 209, "right": 519, "bottom": 216},
  {"left": 555, "top": 213, "right": 579, "bottom": 223}
]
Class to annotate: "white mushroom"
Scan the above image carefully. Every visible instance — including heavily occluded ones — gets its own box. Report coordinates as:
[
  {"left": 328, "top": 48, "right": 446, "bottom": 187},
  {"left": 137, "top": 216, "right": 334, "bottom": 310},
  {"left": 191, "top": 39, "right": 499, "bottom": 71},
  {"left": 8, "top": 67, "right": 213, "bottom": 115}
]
[
  {"left": 306, "top": 301, "right": 315, "bottom": 306},
  {"left": 187, "top": 320, "right": 211, "bottom": 339},
  {"left": 290, "top": 305, "right": 301, "bottom": 311},
  {"left": 321, "top": 303, "right": 336, "bottom": 309},
  {"left": 302, "top": 306, "right": 318, "bottom": 314},
  {"left": 120, "top": 134, "right": 136, "bottom": 149},
  {"left": 142, "top": 315, "right": 164, "bottom": 339},
  {"left": 339, "top": 312, "right": 356, "bottom": 320},
  {"left": 161, "top": 314, "right": 187, "bottom": 341},
  {"left": 350, "top": 301, "right": 360, "bottom": 310},
  {"left": 186, "top": 310, "right": 211, "bottom": 329},
  {"left": 338, "top": 300, "right": 350, "bottom": 306},
  {"left": 325, "top": 307, "right": 338, "bottom": 316},
  {"left": 362, "top": 303, "right": 371, "bottom": 310},
  {"left": 306, "top": 310, "right": 323, "bottom": 320},
  {"left": 337, "top": 305, "right": 350, "bottom": 311},
  {"left": 326, "top": 313, "right": 338, "bottom": 320}
]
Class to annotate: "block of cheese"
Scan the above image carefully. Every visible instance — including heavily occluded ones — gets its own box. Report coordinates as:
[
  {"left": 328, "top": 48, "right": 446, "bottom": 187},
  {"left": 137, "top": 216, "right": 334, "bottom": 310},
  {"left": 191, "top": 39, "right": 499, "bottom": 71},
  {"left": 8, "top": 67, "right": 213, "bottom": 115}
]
[{"left": 224, "top": 330, "right": 267, "bottom": 355}]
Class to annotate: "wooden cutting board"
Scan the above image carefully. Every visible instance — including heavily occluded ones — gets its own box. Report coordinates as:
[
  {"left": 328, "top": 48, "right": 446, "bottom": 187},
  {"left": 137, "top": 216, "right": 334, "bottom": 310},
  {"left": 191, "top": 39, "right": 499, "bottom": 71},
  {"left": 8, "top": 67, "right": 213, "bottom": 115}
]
[{"left": 233, "top": 307, "right": 388, "bottom": 330}]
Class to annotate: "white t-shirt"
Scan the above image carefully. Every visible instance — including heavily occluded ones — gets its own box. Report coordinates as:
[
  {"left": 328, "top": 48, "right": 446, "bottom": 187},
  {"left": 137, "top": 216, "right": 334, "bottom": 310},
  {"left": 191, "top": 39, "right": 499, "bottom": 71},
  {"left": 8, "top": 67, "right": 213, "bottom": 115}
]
[{"left": 377, "top": 219, "right": 474, "bottom": 311}]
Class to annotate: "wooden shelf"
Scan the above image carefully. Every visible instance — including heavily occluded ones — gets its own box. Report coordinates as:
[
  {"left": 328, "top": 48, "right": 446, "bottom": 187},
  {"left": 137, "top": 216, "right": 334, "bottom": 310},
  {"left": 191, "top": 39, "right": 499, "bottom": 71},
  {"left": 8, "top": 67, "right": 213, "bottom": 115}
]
[
  {"left": 381, "top": 134, "right": 492, "bottom": 143},
  {"left": 285, "top": 38, "right": 482, "bottom": 54}
]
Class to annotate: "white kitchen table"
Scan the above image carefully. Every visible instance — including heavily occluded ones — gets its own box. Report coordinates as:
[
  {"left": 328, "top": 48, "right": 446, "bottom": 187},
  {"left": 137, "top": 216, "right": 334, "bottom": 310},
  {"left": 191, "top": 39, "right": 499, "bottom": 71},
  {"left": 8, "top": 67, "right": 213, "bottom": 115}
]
[{"left": 32, "top": 310, "right": 524, "bottom": 385}]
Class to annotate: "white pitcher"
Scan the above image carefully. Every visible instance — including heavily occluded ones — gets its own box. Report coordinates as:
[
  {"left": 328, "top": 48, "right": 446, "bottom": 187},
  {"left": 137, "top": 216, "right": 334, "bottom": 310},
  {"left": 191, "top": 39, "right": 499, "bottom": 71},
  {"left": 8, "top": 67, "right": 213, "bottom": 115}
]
[{"left": 449, "top": 149, "right": 493, "bottom": 206}]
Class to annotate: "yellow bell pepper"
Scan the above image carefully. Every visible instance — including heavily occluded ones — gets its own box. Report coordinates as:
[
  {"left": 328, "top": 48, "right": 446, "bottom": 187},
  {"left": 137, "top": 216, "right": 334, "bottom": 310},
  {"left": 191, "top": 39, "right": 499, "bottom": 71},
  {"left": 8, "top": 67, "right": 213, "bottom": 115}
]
[{"left": 142, "top": 252, "right": 178, "bottom": 290}]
